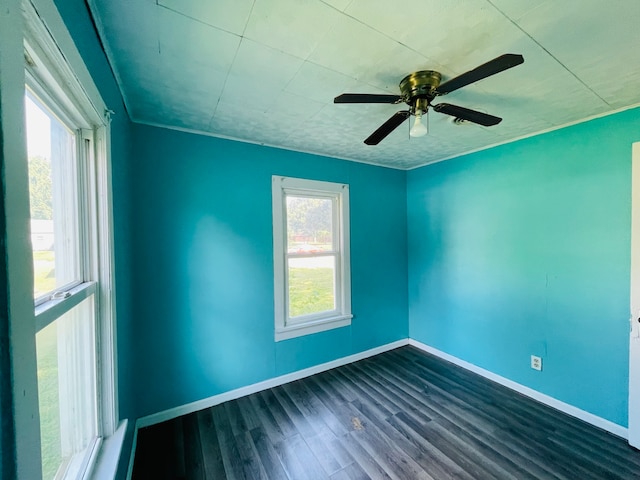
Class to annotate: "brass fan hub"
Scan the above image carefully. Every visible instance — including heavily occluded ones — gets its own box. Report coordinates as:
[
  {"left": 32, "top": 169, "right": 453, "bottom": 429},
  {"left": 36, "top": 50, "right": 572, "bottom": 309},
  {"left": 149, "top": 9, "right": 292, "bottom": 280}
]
[
  {"left": 399, "top": 70, "right": 441, "bottom": 114},
  {"left": 399, "top": 70, "right": 441, "bottom": 100}
]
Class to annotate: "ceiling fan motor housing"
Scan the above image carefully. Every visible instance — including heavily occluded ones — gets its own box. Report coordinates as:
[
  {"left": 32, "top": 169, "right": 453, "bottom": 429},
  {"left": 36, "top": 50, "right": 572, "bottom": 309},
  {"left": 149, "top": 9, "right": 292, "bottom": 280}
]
[{"left": 399, "top": 70, "right": 442, "bottom": 114}]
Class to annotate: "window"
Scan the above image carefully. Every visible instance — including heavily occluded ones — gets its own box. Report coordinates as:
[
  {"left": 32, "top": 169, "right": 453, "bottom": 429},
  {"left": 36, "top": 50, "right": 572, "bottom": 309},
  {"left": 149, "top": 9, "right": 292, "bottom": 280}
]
[
  {"left": 272, "top": 176, "right": 352, "bottom": 341},
  {"left": 26, "top": 92, "right": 98, "bottom": 479},
  {"left": 23, "top": 0, "right": 116, "bottom": 477}
]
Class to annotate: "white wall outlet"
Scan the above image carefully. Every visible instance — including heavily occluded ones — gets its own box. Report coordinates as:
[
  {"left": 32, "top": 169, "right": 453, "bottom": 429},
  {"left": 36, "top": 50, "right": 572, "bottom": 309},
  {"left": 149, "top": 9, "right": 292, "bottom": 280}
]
[{"left": 531, "top": 355, "right": 542, "bottom": 371}]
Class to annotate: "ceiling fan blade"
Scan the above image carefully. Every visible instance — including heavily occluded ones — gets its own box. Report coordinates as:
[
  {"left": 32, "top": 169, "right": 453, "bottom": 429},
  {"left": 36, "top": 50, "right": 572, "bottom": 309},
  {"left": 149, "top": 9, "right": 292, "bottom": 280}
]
[
  {"left": 435, "top": 54, "right": 524, "bottom": 95},
  {"left": 364, "top": 111, "right": 410, "bottom": 145},
  {"left": 433, "top": 103, "right": 502, "bottom": 126},
  {"left": 334, "top": 93, "right": 403, "bottom": 104}
]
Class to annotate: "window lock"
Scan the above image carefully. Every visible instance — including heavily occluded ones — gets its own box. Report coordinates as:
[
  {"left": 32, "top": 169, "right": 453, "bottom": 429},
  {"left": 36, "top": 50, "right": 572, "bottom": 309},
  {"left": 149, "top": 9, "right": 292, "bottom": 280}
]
[{"left": 51, "top": 290, "right": 71, "bottom": 300}]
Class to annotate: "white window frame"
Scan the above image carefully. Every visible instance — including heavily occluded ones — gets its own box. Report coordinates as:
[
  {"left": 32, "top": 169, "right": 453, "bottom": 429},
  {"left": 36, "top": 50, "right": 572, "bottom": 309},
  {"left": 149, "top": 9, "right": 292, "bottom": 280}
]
[
  {"left": 22, "top": 0, "right": 118, "bottom": 477},
  {"left": 272, "top": 176, "right": 352, "bottom": 341}
]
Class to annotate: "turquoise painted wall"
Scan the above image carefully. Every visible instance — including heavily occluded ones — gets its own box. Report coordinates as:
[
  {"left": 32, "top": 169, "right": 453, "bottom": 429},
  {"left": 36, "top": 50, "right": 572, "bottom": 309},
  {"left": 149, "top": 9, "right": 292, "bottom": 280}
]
[
  {"left": 408, "top": 107, "right": 640, "bottom": 426},
  {"left": 131, "top": 124, "right": 409, "bottom": 418}
]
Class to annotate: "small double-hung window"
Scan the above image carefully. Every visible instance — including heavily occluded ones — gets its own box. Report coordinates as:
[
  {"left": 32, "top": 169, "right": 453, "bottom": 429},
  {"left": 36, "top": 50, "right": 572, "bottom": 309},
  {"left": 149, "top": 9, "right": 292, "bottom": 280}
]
[{"left": 272, "top": 176, "right": 352, "bottom": 341}]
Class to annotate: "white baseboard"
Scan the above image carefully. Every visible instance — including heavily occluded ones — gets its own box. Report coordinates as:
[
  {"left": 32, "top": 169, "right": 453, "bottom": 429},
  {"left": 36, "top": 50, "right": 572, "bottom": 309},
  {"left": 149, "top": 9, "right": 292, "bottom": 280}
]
[
  {"left": 136, "top": 339, "right": 409, "bottom": 429},
  {"left": 126, "top": 339, "right": 409, "bottom": 479},
  {"left": 127, "top": 338, "right": 409, "bottom": 479},
  {"left": 126, "top": 337, "right": 629, "bottom": 479},
  {"left": 408, "top": 339, "right": 628, "bottom": 439}
]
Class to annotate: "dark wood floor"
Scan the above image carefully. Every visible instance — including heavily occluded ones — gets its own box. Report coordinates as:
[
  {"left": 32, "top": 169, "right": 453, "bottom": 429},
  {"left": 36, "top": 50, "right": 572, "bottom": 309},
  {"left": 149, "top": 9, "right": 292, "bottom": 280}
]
[{"left": 132, "top": 346, "right": 640, "bottom": 479}]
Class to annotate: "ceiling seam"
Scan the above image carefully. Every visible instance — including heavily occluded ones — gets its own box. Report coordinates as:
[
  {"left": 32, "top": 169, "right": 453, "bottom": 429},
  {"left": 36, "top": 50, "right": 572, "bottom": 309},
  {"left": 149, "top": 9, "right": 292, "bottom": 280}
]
[
  {"left": 207, "top": 39, "right": 242, "bottom": 131},
  {"left": 156, "top": 0, "right": 246, "bottom": 125},
  {"left": 240, "top": 0, "right": 256, "bottom": 37},
  {"left": 279, "top": 2, "right": 361, "bottom": 103},
  {"left": 156, "top": 3, "right": 242, "bottom": 38},
  {"left": 316, "top": 0, "right": 434, "bottom": 71},
  {"left": 206, "top": 1, "right": 257, "bottom": 130},
  {"left": 318, "top": 0, "right": 353, "bottom": 13},
  {"left": 307, "top": 1, "right": 459, "bottom": 100},
  {"left": 485, "top": 0, "right": 611, "bottom": 106}
]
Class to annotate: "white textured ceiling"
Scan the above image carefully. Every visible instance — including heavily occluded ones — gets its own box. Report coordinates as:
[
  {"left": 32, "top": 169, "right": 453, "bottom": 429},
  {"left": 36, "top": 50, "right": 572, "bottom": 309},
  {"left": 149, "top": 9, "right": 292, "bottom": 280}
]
[{"left": 87, "top": 0, "right": 640, "bottom": 169}]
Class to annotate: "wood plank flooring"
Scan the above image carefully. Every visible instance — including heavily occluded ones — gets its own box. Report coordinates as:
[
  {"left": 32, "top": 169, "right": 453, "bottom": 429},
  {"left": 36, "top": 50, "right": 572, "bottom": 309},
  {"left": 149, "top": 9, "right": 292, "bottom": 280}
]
[{"left": 131, "top": 346, "right": 640, "bottom": 479}]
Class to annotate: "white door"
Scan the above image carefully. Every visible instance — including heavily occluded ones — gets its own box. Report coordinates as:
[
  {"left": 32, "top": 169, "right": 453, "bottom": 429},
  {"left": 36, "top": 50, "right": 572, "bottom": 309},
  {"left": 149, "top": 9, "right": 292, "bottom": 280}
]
[{"left": 629, "top": 142, "right": 640, "bottom": 448}]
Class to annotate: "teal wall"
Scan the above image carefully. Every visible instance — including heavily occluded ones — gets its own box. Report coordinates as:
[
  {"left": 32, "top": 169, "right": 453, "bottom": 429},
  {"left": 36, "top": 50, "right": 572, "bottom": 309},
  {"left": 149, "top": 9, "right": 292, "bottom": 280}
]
[
  {"left": 131, "top": 124, "right": 409, "bottom": 418},
  {"left": 407, "top": 107, "right": 640, "bottom": 426}
]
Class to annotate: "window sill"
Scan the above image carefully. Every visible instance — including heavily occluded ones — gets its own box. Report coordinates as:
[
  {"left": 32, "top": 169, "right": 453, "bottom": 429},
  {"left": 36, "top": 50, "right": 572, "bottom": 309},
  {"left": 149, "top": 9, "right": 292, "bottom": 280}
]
[
  {"left": 275, "top": 314, "right": 352, "bottom": 341},
  {"left": 88, "top": 419, "right": 128, "bottom": 480}
]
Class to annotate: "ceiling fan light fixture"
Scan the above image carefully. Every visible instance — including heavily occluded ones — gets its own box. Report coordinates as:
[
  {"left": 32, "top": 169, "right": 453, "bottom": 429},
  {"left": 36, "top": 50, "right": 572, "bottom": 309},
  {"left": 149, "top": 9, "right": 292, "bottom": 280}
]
[
  {"left": 334, "top": 54, "right": 524, "bottom": 145},
  {"left": 410, "top": 110, "right": 428, "bottom": 137}
]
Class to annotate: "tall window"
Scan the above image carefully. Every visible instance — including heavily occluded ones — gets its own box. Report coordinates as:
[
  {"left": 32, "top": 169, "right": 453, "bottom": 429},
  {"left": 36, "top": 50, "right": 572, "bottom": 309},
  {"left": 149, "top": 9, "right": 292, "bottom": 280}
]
[
  {"left": 26, "top": 92, "right": 99, "bottom": 479},
  {"left": 24, "top": 0, "right": 116, "bottom": 477},
  {"left": 272, "top": 176, "right": 352, "bottom": 341}
]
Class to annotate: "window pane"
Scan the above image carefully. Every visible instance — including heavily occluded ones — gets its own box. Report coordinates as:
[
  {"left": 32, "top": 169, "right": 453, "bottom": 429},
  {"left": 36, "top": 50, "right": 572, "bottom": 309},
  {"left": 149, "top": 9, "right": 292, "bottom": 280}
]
[
  {"left": 36, "top": 296, "right": 97, "bottom": 480},
  {"left": 286, "top": 195, "right": 334, "bottom": 253},
  {"left": 25, "top": 92, "right": 80, "bottom": 300},
  {"left": 288, "top": 256, "right": 336, "bottom": 318}
]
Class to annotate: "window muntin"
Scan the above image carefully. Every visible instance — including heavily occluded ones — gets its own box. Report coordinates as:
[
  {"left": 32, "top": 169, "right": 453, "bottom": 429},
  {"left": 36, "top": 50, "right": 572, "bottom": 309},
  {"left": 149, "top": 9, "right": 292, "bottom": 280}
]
[{"left": 273, "top": 177, "right": 352, "bottom": 341}]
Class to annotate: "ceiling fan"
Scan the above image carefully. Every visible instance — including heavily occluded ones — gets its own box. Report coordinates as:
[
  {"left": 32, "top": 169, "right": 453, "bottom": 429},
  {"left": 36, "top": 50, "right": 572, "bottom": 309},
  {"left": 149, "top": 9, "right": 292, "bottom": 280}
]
[{"left": 334, "top": 54, "right": 524, "bottom": 145}]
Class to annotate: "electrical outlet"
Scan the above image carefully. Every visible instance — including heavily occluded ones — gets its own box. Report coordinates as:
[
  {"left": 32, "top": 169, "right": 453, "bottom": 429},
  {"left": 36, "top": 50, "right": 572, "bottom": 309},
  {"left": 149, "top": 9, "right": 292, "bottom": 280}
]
[{"left": 531, "top": 355, "right": 542, "bottom": 371}]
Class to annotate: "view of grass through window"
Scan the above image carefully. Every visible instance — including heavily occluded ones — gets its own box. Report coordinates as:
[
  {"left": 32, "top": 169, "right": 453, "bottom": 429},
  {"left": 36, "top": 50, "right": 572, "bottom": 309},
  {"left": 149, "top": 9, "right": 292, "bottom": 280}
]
[
  {"left": 36, "top": 323, "right": 62, "bottom": 480},
  {"left": 286, "top": 195, "right": 337, "bottom": 318},
  {"left": 288, "top": 263, "right": 335, "bottom": 317},
  {"left": 34, "top": 250, "right": 56, "bottom": 297}
]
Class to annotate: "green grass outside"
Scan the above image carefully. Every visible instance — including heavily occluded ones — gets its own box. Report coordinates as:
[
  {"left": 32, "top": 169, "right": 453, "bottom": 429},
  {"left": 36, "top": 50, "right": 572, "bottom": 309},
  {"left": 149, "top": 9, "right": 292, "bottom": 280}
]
[
  {"left": 289, "top": 267, "right": 335, "bottom": 317},
  {"left": 36, "top": 322, "right": 62, "bottom": 480},
  {"left": 33, "top": 250, "right": 55, "bottom": 298}
]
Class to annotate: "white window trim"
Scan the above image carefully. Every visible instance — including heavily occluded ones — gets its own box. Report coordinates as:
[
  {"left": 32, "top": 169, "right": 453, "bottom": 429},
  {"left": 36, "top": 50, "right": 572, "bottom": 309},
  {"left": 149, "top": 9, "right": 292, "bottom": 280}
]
[
  {"left": 272, "top": 176, "right": 352, "bottom": 342},
  {"left": 1, "top": 1, "right": 41, "bottom": 478},
  {"left": 21, "top": 0, "right": 120, "bottom": 478}
]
